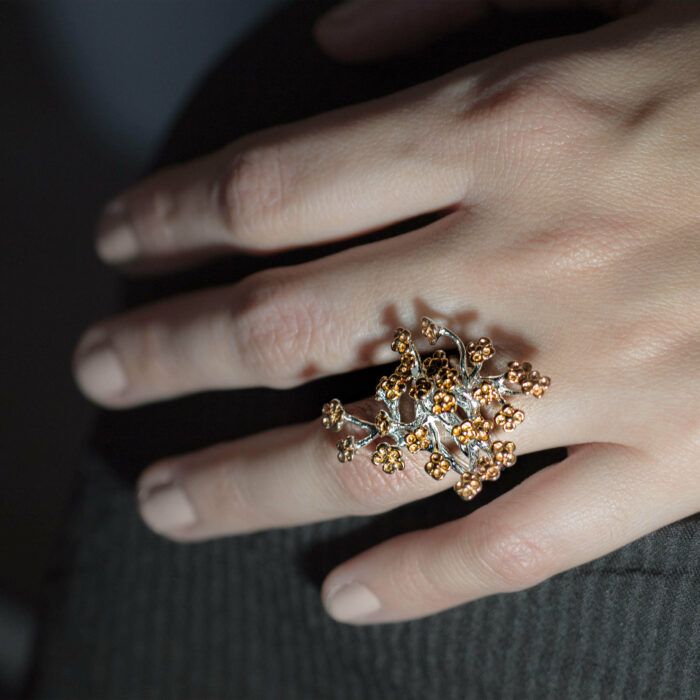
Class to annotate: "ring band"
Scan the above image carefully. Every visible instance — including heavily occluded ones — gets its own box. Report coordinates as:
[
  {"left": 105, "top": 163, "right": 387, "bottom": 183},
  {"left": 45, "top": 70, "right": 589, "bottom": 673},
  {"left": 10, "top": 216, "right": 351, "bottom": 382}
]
[{"left": 322, "top": 317, "right": 551, "bottom": 501}]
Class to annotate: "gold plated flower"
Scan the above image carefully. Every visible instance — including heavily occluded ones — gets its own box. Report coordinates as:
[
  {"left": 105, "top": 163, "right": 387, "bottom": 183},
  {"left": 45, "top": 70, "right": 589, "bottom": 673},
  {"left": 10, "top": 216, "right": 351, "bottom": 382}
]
[
  {"left": 494, "top": 404, "right": 525, "bottom": 432},
  {"left": 395, "top": 352, "right": 416, "bottom": 378},
  {"left": 391, "top": 328, "right": 412, "bottom": 355},
  {"left": 372, "top": 442, "right": 405, "bottom": 474},
  {"left": 421, "top": 317, "right": 439, "bottom": 345},
  {"left": 491, "top": 440, "right": 516, "bottom": 467},
  {"left": 423, "top": 350, "right": 449, "bottom": 377},
  {"left": 405, "top": 424, "right": 431, "bottom": 453},
  {"left": 454, "top": 473, "right": 483, "bottom": 500},
  {"left": 432, "top": 390, "right": 457, "bottom": 414},
  {"left": 467, "top": 337, "right": 495, "bottom": 364},
  {"left": 505, "top": 361, "right": 529, "bottom": 383},
  {"left": 321, "top": 398, "right": 345, "bottom": 431},
  {"left": 377, "top": 373, "right": 408, "bottom": 402},
  {"left": 425, "top": 452, "right": 451, "bottom": 480},
  {"left": 409, "top": 377, "right": 432, "bottom": 400},
  {"left": 475, "top": 456, "right": 501, "bottom": 481},
  {"left": 506, "top": 361, "right": 550, "bottom": 398},
  {"left": 451, "top": 415, "right": 494, "bottom": 444},
  {"left": 375, "top": 410, "right": 391, "bottom": 436},
  {"left": 434, "top": 366, "right": 460, "bottom": 391},
  {"left": 473, "top": 381, "right": 498, "bottom": 406},
  {"left": 337, "top": 436, "right": 356, "bottom": 463}
]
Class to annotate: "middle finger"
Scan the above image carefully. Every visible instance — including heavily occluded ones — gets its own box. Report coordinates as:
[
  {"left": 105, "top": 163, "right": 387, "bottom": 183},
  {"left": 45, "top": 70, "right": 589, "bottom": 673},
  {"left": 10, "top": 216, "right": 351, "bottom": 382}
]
[{"left": 75, "top": 211, "right": 490, "bottom": 407}]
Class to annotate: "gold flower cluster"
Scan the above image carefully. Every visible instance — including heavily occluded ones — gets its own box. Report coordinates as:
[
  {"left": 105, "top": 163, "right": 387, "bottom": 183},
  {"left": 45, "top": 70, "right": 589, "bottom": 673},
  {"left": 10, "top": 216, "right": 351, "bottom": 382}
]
[{"left": 321, "top": 317, "right": 550, "bottom": 502}]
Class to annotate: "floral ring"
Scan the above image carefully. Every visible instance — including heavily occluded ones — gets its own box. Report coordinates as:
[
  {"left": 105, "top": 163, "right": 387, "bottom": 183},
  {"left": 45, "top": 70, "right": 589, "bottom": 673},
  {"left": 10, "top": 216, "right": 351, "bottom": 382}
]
[{"left": 320, "top": 317, "right": 551, "bottom": 501}]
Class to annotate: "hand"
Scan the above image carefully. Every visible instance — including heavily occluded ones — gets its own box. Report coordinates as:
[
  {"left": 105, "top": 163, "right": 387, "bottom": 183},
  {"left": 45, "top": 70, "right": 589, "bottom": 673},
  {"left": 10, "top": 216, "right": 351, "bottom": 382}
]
[{"left": 73, "top": 2, "right": 700, "bottom": 625}]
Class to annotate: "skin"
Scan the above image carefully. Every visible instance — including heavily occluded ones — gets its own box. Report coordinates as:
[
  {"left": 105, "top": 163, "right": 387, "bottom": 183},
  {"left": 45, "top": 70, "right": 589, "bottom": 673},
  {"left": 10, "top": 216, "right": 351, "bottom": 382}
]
[{"left": 73, "top": 0, "right": 700, "bottom": 625}]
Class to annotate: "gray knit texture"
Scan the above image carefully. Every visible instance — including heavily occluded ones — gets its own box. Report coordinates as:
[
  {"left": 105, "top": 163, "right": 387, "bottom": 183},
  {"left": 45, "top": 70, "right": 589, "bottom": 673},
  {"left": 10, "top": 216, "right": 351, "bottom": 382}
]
[{"left": 33, "top": 456, "right": 699, "bottom": 700}]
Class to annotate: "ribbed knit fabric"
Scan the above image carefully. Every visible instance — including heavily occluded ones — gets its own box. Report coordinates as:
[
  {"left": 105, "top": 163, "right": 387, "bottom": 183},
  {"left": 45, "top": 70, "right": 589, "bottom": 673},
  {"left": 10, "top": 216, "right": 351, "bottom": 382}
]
[
  {"left": 33, "top": 457, "right": 699, "bottom": 700},
  {"left": 31, "top": 3, "right": 700, "bottom": 697}
]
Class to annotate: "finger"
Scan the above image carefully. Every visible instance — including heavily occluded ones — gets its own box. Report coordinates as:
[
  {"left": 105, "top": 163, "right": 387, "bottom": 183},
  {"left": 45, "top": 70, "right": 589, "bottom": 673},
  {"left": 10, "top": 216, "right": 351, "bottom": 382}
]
[
  {"left": 319, "top": 442, "right": 698, "bottom": 624},
  {"left": 135, "top": 397, "right": 564, "bottom": 541},
  {"left": 314, "top": 0, "right": 649, "bottom": 64},
  {"left": 78, "top": 212, "right": 494, "bottom": 408},
  {"left": 94, "top": 77, "right": 470, "bottom": 267}
]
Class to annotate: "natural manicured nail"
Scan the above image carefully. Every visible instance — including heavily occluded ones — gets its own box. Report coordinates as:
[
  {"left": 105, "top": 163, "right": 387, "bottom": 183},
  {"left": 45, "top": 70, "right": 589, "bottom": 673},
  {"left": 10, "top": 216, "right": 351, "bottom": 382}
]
[
  {"left": 138, "top": 479, "right": 197, "bottom": 533},
  {"left": 74, "top": 344, "right": 128, "bottom": 399},
  {"left": 325, "top": 582, "right": 381, "bottom": 622},
  {"left": 96, "top": 200, "right": 138, "bottom": 263}
]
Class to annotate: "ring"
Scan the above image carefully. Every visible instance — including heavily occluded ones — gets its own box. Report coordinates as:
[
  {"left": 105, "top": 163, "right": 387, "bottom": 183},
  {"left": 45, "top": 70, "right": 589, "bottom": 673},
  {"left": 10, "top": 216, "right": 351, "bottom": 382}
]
[{"left": 321, "top": 317, "right": 551, "bottom": 501}]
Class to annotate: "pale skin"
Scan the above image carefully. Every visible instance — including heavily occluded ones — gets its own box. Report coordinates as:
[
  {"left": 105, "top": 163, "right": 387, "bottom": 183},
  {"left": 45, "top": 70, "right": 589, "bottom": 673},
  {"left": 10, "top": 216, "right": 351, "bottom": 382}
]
[{"left": 73, "top": 0, "right": 700, "bottom": 625}]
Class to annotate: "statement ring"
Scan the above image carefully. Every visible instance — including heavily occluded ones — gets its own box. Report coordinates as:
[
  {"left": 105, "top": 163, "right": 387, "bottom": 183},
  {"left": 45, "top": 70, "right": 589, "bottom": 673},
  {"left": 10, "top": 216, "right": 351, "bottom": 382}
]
[{"left": 321, "top": 317, "right": 551, "bottom": 501}]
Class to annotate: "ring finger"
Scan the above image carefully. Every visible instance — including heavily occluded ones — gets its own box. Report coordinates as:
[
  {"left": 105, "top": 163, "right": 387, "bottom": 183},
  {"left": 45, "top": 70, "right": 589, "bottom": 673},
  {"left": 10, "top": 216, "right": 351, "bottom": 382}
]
[{"left": 135, "top": 394, "right": 563, "bottom": 541}]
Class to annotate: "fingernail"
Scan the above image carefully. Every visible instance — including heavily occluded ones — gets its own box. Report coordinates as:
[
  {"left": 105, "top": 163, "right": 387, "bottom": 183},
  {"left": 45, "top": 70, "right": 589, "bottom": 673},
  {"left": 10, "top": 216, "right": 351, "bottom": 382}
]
[
  {"left": 325, "top": 582, "right": 381, "bottom": 622},
  {"left": 138, "top": 479, "right": 197, "bottom": 533},
  {"left": 96, "top": 200, "right": 138, "bottom": 263},
  {"left": 74, "top": 344, "right": 128, "bottom": 399}
]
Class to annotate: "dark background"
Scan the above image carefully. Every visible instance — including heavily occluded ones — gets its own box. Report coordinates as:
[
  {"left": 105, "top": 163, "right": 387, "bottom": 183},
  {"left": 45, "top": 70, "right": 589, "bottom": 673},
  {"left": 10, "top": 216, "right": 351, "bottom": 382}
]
[{"left": 0, "top": 2, "right": 284, "bottom": 695}]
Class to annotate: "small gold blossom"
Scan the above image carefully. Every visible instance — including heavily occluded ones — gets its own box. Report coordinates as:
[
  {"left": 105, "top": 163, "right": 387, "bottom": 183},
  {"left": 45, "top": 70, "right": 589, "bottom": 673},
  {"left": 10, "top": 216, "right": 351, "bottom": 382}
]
[
  {"left": 451, "top": 415, "right": 494, "bottom": 444},
  {"left": 527, "top": 376, "right": 550, "bottom": 398},
  {"left": 473, "top": 381, "right": 498, "bottom": 406},
  {"left": 454, "top": 473, "right": 483, "bottom": 500},
  {"left": 434, "top": 366, "right": 460, "bottom": 391},
  {"left": 494, "top": 404, "right": 525, "bottom": 431},
  {"left": 337, "top": 436, "right": 356, "bottom": 463},
  {"left": 321, "top": 398, "right": 345, "bottom": 431},
  {"left": 425, "top": 451, "right": 451, "bottom": 480},
  {"left": 405, "top": 424, "right": 431, "bottom": 453},
  {"left": 467, "top": 337, "right": 495, "bottom": 364},
  {"left": 506, "top": 361, "right": 550, "bottom": 398},
  {"left": 391, "top": 327, "right": 412, "bottom": 355},
  {"left": 423, "top": 350, "right": 449, "bottom": 377},
  {"left": 475, "top": 456, "right": 501, "bottom": 481},
  {"left": 375, "top": 410, "right": 391, "bottom": 436},
  {"left": 506, "top": 360, "right": 530, "bottom": 384},
  {"left": 371, "top": 442, "right": 405, "bottom": 474},
  {"left": 395, "top": 352, "right": 416, "bottom": 378},
  {"left": 421, "top": 317, "right": 440, "bottom": 345},
  {"left": 409, "top": 377, "right": 432, "bottom": 400},
  {"left": 432, "top": 390, "right": 457, "bottom": 414},
  {"left": 377, "top": 373, "right": 408, "bottom": 402},
  {"left": 492, "top": 440, "right": 516, "bottom": 467}
]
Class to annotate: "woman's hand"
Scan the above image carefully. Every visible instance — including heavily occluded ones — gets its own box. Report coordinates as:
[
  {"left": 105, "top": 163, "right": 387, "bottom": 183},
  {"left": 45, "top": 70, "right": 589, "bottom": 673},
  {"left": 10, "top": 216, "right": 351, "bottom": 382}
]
[{"left": 73, "top": 2, "right": 700, "bottom": 625}]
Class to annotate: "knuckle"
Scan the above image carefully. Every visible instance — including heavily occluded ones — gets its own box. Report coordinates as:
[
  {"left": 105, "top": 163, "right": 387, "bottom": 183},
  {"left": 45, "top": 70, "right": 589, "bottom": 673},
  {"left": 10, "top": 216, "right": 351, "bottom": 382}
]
[
  {"left": 198, "top": 457, "right": 259, "bottom": 532},
  {"left": 396, "top": 529, "right": 470, "bottom": 607},
  {"left": 219, "top": 143, "right": 289, "bottom": 245},
  {"left": 469, "top": 514, "right": 555, "bottom": 591},
  {"left": 390, "top": 531, "right": 459, "bottom": 607},
  {"left": 126, "top": 176, "right": 177, "bottom": 250},
  {"left": 129, "top": 318, "right": 182, "bottom": 385},
  {"left": 459, "top": 66, "right": 601, "bottom": 184},
  {"left": 233, "top": 270, "right": 325, "bottom": 387}
]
